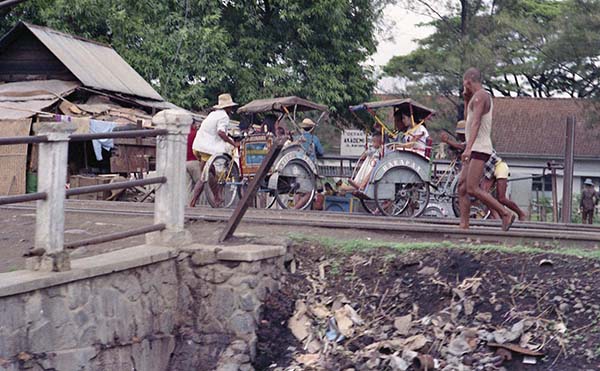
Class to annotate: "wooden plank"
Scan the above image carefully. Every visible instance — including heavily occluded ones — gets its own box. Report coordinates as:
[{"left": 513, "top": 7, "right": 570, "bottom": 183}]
[
  {"left": 219, "top": 140, "right": 284, "bottom": 242},
  {"left": 0, "top": 119, "right": 32, "bottom": 195}
]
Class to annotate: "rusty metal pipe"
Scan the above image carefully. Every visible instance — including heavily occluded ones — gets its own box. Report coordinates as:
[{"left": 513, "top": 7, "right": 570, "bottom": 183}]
[
  {"left": 66, "top": 177, "right": 166, "bottom": 197},
  {"left": 64, "top": 223, "right": 165, "bottom": 249},
  {"left": 0, "top": 192, "right": 47, "bottom": 206},
  {"left": 0, "top": 135, "right": 48, "bottom": 145},
  {"left": 69, "top": 129, "right": 168, "bottom": 142}
]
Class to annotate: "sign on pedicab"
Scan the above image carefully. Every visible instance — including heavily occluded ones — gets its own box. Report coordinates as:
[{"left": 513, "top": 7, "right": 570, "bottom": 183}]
[
  {"left": 240, "top": 134, "right": 273, "bottom": 175},
  {"left": 340, "top": 129, "right": 366, "bottom": 156}
]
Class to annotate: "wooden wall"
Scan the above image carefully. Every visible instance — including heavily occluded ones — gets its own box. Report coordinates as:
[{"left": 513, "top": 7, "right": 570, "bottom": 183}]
[{"left": 0, "top": 30, "right": 76, "bottom": 82}]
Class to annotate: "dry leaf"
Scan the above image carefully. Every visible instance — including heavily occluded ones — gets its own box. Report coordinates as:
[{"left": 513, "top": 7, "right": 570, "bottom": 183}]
[
  {"left": 394, "top": 314, "right": 413, "bottom": 336},
  {"left": 403, "top": 334, "right": 428, "bottom": 351},
  {"left": 335, "top": 308, "right": 354, "bottom": 337},
  {"left": 295, "top": 353, "right": 320, "bottom": 366},
  {"left": 418, "top": 266, "right": 437, "bottom": 275}
]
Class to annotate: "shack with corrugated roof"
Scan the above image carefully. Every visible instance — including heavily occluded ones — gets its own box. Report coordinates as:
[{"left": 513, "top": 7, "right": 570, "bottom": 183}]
[{"left": 0, "top": 22, "right": 191, "bottom": 198}]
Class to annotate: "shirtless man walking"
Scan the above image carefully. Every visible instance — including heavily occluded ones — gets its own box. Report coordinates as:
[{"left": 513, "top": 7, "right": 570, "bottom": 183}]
[{"left": 458, "top": 68, "right": 515, "bottom": 231}]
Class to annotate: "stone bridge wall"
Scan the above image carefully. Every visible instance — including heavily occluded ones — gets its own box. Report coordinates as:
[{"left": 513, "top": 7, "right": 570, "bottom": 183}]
[{"left": 0, "top": 243, "right": 287, "bottom": 371}]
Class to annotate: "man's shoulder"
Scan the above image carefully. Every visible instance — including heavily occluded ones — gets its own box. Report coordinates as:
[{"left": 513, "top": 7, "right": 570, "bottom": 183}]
[
  {"left": 206, "top": 110, "right": 227, "bottom": 120},
  {"left": 473, "top": 89, "right": 491, "bottom": 102}
]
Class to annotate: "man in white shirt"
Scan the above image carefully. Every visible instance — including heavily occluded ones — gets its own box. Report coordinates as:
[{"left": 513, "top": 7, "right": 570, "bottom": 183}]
[{"left": 189, "top": 93, "right": 239, "bottom": 207}]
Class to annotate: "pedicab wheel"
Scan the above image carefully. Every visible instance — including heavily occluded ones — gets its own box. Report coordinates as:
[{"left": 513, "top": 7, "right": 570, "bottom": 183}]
[
  {"left": 373, "top": 167, "right": 430, "bottom": 217},
  {"left": 451, "top": 181, "right": 491, "bottom": 219},
  {"left": 274, "top": 160, "right": 316, "bottom": 210},
  {"left": 205, "top": 154, "right": 241, "bottom": 209}
]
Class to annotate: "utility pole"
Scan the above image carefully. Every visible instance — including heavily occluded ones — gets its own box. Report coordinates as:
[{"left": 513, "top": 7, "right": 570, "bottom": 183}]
[{"left": 561, "top": 116, "right": 575, "bottom": 223}]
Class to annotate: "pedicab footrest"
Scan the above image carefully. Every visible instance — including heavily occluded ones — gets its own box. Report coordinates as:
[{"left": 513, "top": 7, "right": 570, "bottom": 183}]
[{"left": 324, "top": 194, "right": 356, "bottom": 213}]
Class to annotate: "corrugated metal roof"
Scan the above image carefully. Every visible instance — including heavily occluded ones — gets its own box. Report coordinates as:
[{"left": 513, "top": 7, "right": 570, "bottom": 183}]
[
  {"left": 22, "top": 23, "right": 163, "bottom": 101},
  {"left": 0, "top": 80, "right": 80, "bottom": 120}
]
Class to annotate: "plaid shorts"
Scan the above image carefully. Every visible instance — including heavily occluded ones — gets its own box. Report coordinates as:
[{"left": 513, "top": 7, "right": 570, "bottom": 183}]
[{"left": 483, "top": 151, "right": 502, "bottom": 180}]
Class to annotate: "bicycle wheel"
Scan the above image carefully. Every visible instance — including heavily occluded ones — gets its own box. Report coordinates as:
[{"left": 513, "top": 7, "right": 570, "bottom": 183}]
[
  {"left": 274, "top": 160, "right": 316, "bottom": 210},
  {"left": 374, "top": 166, "right": 430, "bottom": 217},
  {"left": 205, "top": 154, "right": 241, "bottom": 208},
  {"left": 451, "top": 180, "right": 491, "bottom": 219}
]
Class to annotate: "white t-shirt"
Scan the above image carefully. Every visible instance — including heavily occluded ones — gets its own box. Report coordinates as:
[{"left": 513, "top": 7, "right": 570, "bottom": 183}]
[
  {"left": 192, "top": 110, "right": 231, "bottom": 155},
  {"left": 408, "top": 125, "right": 429, "bottom": 154}
]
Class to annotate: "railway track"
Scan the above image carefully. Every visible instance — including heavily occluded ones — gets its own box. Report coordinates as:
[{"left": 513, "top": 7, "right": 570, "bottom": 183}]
[{"left": 4, "top": 200, "right": 600, "bottom": 245}]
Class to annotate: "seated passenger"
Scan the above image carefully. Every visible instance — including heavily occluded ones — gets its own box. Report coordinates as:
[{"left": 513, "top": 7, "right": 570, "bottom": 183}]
[
  {"left": 392, "top": 111, "right": 429, "bottom": 155},
  {"left": 339, "top": 133, "right": 383, "bottom": 193}
]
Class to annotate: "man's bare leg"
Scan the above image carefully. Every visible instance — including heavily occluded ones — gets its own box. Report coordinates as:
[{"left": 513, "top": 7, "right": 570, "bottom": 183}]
[
  {"left": 466, "top": 159, "right": 515, "bottom": 231},
  {"left": 294, "top": 193, "right": 311, "bottom": 210},
  {"left": 481, "top": 178, "right": 500, "bottom": 219},
  {"left": 496, "top": 179, "right": 526, "bottom": 221},
  {"left": 189, "top": 160, "right": 207, "bottom": 207},
  {"left": 458, "top": 166, "right": 471, "bottom": 229}
]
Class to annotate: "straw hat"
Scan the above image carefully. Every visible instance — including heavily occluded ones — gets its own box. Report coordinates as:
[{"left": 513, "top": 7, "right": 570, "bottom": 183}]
[
  {"left": 213, "top": 93, "right": 238, "bottom": 109},
  {"left": 300, "top": 118, "right": 316, "bottom": 129},
  {"left": 584, "top": 178, "right": 594, "bottom": 186},
  {"left": 456, "top": 120, "right": 466, "bottom": 134}
]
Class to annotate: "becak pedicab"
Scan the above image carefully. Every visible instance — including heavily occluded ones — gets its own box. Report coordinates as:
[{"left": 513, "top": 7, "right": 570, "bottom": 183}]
[
  {"left": 348, "top": 98, "right": 435, "bottom": 217},
  {"left": 236, "top": 96, "right": 328, "bottom": 210}
]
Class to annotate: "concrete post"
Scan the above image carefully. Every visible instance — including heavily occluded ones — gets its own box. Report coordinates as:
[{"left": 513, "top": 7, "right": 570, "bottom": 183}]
[
  {"left": 31, "top": 121, "right": 77, "bottom": 271},
  {"left": 147, "top": 109, "right": 193, "bottom": 246}
]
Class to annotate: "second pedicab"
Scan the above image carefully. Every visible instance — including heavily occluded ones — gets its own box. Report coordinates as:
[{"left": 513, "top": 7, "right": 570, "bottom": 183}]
[{"left": 348, "top": 98, "right": 435, "bottom": 217}]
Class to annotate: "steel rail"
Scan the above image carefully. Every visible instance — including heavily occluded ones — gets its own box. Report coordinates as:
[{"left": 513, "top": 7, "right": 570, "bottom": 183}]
[
  {"left": 64, "top": 223, "right": 165, "bottom": 249},
  {"left": 66, "top": 177, "right": 166, "bottom": 197},
  {"left": 5, "top": 200, "right": 600, "bottom": 234},
  {"left": 0, "top": 192, "right": 47, "bottom": 206}
]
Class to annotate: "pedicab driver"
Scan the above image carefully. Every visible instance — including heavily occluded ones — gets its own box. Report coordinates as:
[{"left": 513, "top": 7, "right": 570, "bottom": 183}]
[
  {"left": 458, "top": 68, "right": 515, "bottom": 231},
  {"left": 189, "top": 93, "right": 239, "bottom": 207},
  {"left": 293, "top": 118, "right": 324, "bottom": 209}
]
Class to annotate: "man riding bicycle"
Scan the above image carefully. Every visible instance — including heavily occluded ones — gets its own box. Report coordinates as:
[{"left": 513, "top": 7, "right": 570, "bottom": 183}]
[{"left": 189, "top": 93, "right": 239, "bottom": 207}]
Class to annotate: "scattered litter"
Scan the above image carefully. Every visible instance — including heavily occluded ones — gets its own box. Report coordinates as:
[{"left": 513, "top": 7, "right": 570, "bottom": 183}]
[
  {"left": 389, "top": 355, "right": 410, "bottom": 371},
  {"left": 539, "top": 259, "right": 554, "bottom": 267},
  {"left": 269, "top": 246, "right": 584, "bottom": 370}
]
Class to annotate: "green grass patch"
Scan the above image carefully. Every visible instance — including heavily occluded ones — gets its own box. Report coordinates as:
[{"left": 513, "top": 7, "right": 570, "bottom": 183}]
[{"left": 289, "top": 233, "right": 600, "bottom": 260}]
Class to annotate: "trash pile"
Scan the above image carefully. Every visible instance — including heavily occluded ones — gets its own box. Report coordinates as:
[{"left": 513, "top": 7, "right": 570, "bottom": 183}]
[{"left": 257, "top": 246, "right": 594, "bottom": 371}]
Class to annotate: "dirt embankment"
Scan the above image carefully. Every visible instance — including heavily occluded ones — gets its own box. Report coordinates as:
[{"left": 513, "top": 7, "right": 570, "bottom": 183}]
[{"left": 255, "top": 243, "right": 600, "bottom": 371}]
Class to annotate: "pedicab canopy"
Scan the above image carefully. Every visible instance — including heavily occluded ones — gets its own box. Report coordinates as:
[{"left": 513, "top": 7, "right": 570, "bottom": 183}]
[
  {"left": 350, "top": 98, "right": 436, "bottom": 121},
  {"left": 237, "top": 96, "right": 328, "bottom": 114}
]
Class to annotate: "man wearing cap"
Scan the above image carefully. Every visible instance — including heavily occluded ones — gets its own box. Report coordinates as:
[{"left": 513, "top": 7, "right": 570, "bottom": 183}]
[
  {"left": 297, "top": 118, "right": 324, "bottom": 162},
  {"left": 189, "top": 93, "right": 239, "bottom": 207},
  {"left": 291, "top": 118, "right": 324, "bottom": 209},
  {"left": 580, "top": 179, "right": 598, "bottom": 224}
]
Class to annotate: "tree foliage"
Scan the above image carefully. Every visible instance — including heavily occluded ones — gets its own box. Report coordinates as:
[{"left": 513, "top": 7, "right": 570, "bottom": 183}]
[
  {"left": 385, "top": 0, "right": 600, "bottom": 100},
  {"left": 1, "top": 0, "right": 390, "bottom": 113}
]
